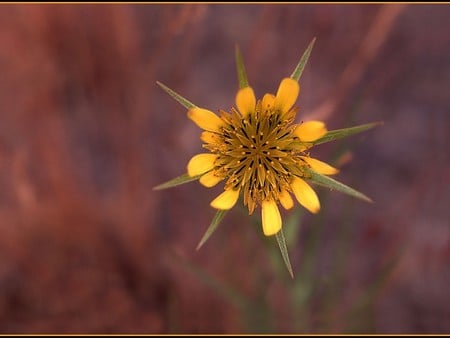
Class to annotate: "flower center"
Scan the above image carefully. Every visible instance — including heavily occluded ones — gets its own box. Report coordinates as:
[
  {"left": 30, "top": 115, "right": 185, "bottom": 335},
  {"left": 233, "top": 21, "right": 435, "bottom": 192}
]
[{"left": 204, "top": 101, "right": 307, "bottom": 214}]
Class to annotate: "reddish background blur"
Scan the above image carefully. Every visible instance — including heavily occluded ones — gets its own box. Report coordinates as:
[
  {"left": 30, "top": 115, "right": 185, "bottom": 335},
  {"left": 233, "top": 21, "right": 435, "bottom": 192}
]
[{"left": 0, "top": 4, "right": 448, "bottom": 333}]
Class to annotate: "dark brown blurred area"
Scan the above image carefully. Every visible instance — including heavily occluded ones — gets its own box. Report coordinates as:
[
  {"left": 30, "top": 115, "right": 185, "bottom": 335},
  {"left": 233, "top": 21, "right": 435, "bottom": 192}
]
[{"left": 0, "top": 4, "right": 448, "bottom": 333}]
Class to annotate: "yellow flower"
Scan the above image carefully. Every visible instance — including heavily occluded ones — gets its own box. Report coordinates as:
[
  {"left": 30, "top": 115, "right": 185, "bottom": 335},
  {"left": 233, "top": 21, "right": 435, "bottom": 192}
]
[
  {"left": 155, "top": 39, "right": 376, "bottom": 268},
  {"left": 186, "top": 76, "right": 337, "bottom": 237}
]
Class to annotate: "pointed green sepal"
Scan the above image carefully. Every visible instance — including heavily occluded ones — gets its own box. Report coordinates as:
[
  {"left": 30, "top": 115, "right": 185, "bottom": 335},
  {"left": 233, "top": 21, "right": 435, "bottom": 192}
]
[
  {"left": 156, "top": 81, "right": 197, "bottom": 110},
  {"left": 196, "top": 210, "right": 228, "bottom": 250},
  {"left": 153, "top": 173, "right": 201, "bottom": 191},
  {"left": 290, "top": 37, "right": 316, "bottom": 82},
  {"left": 235, "top": 45, "right": 249, "bottom": 89},
  {"left": 275, "top": 229, "right": 294, "bottom": 278},
  {"left": 313, "top": 121, "right": 383, "bottom": 146},
  {"left": 306, "top": 168, "right": 373, "bottom": 203}
]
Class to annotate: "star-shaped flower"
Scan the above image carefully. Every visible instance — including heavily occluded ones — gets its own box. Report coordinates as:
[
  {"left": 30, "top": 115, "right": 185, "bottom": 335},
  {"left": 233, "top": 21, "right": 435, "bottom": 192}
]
[{"left": 155, "top": 39, "right": 380, "bottom": 276}]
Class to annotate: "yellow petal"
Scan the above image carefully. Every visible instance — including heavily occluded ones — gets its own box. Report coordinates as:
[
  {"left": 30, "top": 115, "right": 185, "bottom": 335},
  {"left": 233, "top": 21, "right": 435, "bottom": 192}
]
[
  {"left": 210, "top": 189, "right": 240, "bottom": 210},
  {"left": 274, "top": 78, "right": 300, "bottom": 115},
  {"left": 187, "top": 154, "right": 218, "bottom": 177},
  {"left": 200, "top": 131, "right": 219, "bottom": 144},
  {"left": 261, "top": 93, "right": 275, "bottom": 111},
  {"left": 291, "top": 177, "right": 320, "bottom": 214},
  {"left": 199, "top": 171, "right": 223, "bottom": 188},
  {"left": 301, "top": 156, "right": 339, "bottom": 175},
  {"left": 187, "top": 108, "right": 223, "bottom": 132},
  {"left": 294, "top": 121, "right": 327, "bottom": 142},
  {"left": 236, "top": 87, "right": 256, "bottom": 117},
  {"left": 261, "top": 200, "right": 282, "bottom": 236},
  {"left": 279, "top": 189, "right": 294, "bottom": 210}
]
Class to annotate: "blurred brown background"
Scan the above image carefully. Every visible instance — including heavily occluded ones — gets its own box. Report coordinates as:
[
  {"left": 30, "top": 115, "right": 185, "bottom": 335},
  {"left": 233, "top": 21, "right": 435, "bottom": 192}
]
[{"left": 0, "top": 4, "right": 448, "bottom": 333}]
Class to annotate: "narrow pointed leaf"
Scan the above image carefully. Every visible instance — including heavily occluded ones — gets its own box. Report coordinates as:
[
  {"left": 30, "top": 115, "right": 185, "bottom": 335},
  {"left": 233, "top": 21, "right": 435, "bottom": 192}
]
[
  {"left": 196, "top": 210, "right": 227, "bottom": 250},
  {"left": 306, "top": 168, "right": 373, "bottom": 203},
  {"left": 156, "top": 81, "right": 196, "bottom": 110},
  {"left": 235, "top": 45, "right": 249, "bottom": 89},
  {"left": 275, "top": 229, "right": 294, "bottom": 278},
  {"left": 290, "top": 37, "right": 316, "bottom": 82},
  {"left": 153, "top": 173, "right": 201, "bottom": 190},
  {"left": 313, "top": 122, "right": 383, "bottom": 146}
]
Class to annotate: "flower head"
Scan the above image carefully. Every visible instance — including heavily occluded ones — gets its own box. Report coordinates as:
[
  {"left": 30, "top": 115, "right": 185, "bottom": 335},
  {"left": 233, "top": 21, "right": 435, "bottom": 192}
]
[
  {"left": 187, "top": 77, "right": 336, "bottom": 236},
  {"left": 155, "top": 39, "right": 378, "bottom": 276}
]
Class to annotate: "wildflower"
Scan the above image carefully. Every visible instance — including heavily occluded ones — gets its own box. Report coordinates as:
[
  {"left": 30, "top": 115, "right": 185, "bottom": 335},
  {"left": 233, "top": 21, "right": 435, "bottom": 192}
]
[
  {"left": 187, "top": 78, "right": 335, "bottom": 237},
  {"left": 155, "top": 39, "right": 379, "bottom": 276}
]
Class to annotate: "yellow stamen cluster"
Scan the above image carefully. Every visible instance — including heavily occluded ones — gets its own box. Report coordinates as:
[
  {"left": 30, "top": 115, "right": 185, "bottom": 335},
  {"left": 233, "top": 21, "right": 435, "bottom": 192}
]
[
  {"left": 202, "top": 101, "right": 304, "bottom": 215},
  {"left": 187, "top": 78, "right": 338, "bottom": 236}
]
